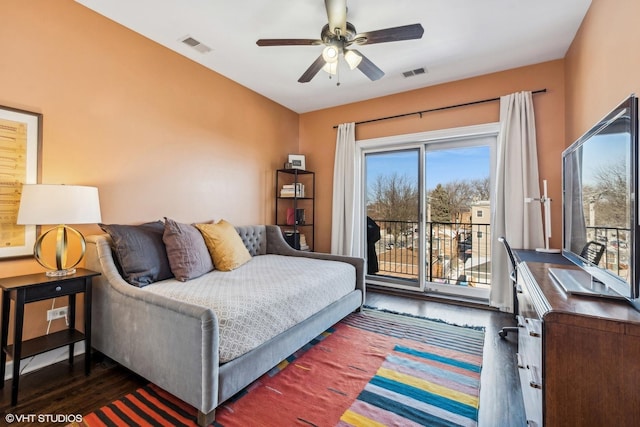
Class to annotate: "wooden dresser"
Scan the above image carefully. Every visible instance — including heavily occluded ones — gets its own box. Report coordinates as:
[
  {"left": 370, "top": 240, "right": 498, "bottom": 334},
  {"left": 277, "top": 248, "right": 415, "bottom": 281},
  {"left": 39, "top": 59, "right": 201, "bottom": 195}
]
[{"left": 513, "top": 251, "right": 640, "bottom": 427}]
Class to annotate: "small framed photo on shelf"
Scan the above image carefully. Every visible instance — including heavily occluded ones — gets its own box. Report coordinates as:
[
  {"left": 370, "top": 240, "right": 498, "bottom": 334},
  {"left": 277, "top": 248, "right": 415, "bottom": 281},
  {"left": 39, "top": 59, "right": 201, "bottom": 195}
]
[{"left": 287, "top": 154, "right": 305, "bottom": 170}]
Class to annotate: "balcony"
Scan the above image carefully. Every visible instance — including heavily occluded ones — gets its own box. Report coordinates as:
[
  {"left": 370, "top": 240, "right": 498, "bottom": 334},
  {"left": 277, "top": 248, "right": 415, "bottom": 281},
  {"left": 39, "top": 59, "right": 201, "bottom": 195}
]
[
  {"left": 586, "top": 225, "right": 630, "bottom": 278},
  {"left": 370, "top": 219, "right": 492, "bottom": 288}
]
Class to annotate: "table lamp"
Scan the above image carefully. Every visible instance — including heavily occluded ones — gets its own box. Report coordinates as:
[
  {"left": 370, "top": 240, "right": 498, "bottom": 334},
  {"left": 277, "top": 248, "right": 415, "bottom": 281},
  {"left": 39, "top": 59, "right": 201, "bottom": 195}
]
[{"left": 17, "top": 184, "right": 102, "bottom": 277}]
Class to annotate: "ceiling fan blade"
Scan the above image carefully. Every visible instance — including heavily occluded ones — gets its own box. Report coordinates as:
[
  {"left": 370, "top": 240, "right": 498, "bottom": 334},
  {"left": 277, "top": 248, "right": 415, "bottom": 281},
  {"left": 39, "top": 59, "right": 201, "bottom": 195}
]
[
  {"left": 324, "top": 0, "right": 347, "bottom": 36},
  {"left": 356, "top": 23, "right": 424, "bottom": 45},
  {"left": 352, "top": 50, "right": 384, "bottom": 81},
  {"left": 298, "top": 54, "right": 327, "bottom": 83},
  {"left": 257, "top": 39, "right": 323, "bottom": 47}
]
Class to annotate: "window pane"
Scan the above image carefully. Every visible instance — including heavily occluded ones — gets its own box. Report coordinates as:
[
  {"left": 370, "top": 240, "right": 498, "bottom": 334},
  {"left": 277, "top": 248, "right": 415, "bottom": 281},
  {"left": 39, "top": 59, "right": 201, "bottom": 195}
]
[
  {"left": 365, "top": 149, "right": 420, "bottom": 286},
  {"left": 425, "top": 145, "right": 491, "bottom": 289}
]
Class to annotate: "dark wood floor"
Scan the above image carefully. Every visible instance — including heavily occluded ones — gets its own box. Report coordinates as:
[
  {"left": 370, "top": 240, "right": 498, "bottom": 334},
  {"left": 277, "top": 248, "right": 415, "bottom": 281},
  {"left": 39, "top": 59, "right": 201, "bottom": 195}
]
[{"left": 1, "top": 291, "right": 525, "bottom": 426}]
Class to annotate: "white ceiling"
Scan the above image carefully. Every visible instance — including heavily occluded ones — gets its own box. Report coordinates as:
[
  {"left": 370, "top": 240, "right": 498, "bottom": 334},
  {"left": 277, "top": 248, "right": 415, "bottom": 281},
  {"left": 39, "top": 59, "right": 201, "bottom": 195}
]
[{"left": 75, "top": 0, "right": 591, "bottom": 113}]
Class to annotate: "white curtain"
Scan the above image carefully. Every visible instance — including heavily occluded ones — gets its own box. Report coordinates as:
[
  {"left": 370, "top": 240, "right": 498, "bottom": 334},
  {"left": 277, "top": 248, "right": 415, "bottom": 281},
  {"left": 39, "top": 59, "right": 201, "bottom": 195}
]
[
  {"left": 331, "top": 122, "right": 361, "bottom": 256},
  {"left": 491, "top": 91, "right": 545, "bottom": 311}
]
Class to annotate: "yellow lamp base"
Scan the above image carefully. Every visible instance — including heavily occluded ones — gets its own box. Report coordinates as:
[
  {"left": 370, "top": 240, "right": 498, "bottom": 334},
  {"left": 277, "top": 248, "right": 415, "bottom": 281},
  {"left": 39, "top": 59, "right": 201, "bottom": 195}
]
[{"left": 34, "top": 225, "right": 86, "bottom": 276}]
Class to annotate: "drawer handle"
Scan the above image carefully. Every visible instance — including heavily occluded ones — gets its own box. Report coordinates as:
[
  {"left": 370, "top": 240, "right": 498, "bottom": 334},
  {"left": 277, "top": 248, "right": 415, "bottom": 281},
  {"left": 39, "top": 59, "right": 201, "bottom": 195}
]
[
  {"left": 529, "top": 366, "right": 542, "bottom": 389},
  {"left": 55, "top": 286, "right": 62, "bottom": 292},
  {"left": 525, "top": 318, "right": 542, "bottom": 337},
  {"left": 516, "top": 352, "right": 525, "bottom": 369}
]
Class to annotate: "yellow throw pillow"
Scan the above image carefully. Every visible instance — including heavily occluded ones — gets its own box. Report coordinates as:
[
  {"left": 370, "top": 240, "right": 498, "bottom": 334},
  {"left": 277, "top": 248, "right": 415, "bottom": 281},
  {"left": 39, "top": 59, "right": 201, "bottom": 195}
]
[{"left": 195, "top": 220, "right": 252, "bottom": 271}]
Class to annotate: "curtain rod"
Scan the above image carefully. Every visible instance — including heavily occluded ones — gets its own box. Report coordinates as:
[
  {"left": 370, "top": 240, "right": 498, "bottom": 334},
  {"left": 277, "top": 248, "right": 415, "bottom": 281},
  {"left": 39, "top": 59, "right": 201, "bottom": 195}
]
[{"left": 332, "top": 88, "right": 547, "bottom": 129}]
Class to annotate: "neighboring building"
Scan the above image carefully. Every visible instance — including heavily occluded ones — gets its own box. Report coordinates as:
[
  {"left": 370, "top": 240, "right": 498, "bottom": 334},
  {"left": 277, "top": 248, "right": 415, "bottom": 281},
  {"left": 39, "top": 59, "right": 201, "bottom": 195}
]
[
  {"left": 471, "top": 200, "right": 491, "bottom": 257},
  {"left": 466, "top": 200, "right": 491, "bottom": 286}
]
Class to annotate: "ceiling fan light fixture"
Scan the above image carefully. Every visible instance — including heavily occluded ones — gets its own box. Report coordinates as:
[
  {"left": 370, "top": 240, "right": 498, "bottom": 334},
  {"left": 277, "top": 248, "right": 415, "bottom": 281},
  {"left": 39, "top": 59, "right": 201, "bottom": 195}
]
[
  {"left": 322, "top": 61, "right": 338, "bottom": 75},
  {"left": 257, "top": 0, "right": 424, "bottom": 84},
  {"left": 344, "top": 49, "right": 362, "bottom": 70},
  {"left": 322, "top": 45, "right": 339, "bottom": 63}
]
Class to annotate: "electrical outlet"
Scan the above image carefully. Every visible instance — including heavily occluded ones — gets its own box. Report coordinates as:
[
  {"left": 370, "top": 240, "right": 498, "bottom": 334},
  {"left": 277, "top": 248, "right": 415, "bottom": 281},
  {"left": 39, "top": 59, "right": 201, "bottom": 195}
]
[{"left": 46, "top": 306, "right": 68, "bottom": 321}]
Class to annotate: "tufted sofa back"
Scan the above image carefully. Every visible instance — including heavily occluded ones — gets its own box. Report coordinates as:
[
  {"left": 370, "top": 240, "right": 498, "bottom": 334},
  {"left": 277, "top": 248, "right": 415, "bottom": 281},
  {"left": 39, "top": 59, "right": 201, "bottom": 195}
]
[{"left": 235, "top": 225, "right": 268, "bottom": 256}]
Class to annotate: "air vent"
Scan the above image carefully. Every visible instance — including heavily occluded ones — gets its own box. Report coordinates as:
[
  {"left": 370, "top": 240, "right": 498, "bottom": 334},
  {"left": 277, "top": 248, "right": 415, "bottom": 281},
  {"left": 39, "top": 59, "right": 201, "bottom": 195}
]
[
  {"left": 180, "top": 36, "right": 212, "bottom": 54},
  {"left": 402, "top": 67, "right": 427, "bottom": 78}
]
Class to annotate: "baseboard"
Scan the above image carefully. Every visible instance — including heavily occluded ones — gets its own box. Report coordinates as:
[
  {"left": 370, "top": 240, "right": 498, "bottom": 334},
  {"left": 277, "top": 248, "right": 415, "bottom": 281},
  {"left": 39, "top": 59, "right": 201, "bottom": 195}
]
[
  {"left": 367, "top": 284, "right": 498, "bottom": 311},
  {"left": 3, "top": 342, "right": 85, "bottom": 381}
]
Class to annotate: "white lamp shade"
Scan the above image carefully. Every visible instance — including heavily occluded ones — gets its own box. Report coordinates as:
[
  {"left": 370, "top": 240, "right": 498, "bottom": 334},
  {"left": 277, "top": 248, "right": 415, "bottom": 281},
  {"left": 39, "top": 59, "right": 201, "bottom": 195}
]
[
  {"left": 344, "top": 50, "right": 362, "bottom": 70},
  {"left": 17, "top": 184, "right": 102, "bottom": 225},
  {"left": 322, "top": 61, "right": 338, "bottom": 75}
]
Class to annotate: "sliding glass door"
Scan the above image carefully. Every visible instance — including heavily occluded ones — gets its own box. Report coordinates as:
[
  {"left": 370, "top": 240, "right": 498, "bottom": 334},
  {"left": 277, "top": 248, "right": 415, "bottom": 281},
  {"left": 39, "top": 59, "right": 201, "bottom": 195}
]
[
  {"left": 424, "top": 143, "right": 491, "bottom": 300},
  {"left": 365, "top": 149, "right": 422, "bottom": 289},
  {"left": 361, "top": 125, "right": 497, "bottom": 302}
]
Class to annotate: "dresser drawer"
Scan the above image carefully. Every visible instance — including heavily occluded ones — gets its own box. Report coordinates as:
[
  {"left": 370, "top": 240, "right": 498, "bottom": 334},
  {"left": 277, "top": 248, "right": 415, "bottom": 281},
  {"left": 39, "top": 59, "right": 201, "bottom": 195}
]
[
  {"left": 516, "top": 263, "right": 544, "bottom": 425},
  {"left": 24, "top": 279, "right": 86, "bottom": 302},
  {"left": 518, "top": 362, "right": 542, "bottom": 427}
]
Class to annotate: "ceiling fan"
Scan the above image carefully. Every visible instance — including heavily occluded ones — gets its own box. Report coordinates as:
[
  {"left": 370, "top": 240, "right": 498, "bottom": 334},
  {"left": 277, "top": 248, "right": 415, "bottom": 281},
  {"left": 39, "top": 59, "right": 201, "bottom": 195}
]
[{"left": 256, "top": 0, "right": 424, "bottom": 83}]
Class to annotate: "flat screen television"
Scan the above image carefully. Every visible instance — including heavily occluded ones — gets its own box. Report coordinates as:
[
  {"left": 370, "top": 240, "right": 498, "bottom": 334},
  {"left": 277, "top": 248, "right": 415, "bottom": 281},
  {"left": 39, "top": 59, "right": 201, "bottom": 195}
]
[{"left": 553, "top": 94, "right": 640, "bottom": 311}]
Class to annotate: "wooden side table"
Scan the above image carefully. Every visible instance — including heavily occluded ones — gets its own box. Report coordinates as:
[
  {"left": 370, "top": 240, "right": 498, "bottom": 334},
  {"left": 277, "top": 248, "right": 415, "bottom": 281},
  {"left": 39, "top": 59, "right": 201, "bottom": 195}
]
[{"left": 0, "top": 268, "right": 100, "bottom": 405}]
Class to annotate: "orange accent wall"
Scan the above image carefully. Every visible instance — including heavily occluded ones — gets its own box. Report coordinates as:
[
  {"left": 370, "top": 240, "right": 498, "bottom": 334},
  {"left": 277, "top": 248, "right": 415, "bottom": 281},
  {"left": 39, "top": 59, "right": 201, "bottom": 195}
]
[
  {"left": 300, "top": 61, "right": 566, "bottom": 253},
  {"left": 0, "top": 1, "right": 298, "bottom": 341},
  {"left": 564, "top": 0, "right": 640, "bottom": 142}
]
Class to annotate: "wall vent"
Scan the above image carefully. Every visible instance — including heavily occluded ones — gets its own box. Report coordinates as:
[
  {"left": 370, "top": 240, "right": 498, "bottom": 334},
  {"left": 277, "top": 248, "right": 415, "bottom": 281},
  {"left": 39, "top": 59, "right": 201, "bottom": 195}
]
[
  {"left": 180, "top": 36, "right": 212, "bottom": 54},
  {"left": 402, "top": 67, "right": 427, "bottom": 78}
]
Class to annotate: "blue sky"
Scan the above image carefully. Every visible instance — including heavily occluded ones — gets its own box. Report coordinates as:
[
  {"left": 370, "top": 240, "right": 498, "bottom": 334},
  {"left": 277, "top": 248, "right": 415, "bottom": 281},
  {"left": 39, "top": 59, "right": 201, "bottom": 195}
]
[
  {"left": 366, "top": 146, "right": 490, "bottom": 192},
  {"left": 579, "top": 133, "right": 629, "bottom": 185}
]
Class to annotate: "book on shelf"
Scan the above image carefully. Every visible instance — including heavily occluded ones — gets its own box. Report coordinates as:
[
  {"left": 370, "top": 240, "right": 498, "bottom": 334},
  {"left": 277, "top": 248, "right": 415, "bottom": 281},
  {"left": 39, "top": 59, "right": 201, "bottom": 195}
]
[
  {"left": 299, "top": 233, "right": 309, "bottom": 251},
  {"left": 286, "top": 208, "right": 295, "bottom": 225},
  {"left": 280, "top": 182, "right": 304, "bottom": 198},
  {"left": 286, "top": 208, "right": 306, "bottom": 225}
]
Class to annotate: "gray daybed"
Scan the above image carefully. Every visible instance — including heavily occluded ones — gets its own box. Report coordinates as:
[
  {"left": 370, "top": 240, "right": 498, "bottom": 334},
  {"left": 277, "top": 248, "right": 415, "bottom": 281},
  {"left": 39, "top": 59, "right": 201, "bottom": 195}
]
[{"left": 84, "top": 224, "right": 364, "bottom": 426}]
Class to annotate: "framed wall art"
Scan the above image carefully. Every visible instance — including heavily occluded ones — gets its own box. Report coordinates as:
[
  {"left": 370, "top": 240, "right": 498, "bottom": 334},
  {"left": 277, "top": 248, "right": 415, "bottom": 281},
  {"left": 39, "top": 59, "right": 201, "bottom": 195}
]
[
  {"left": 287, "top": 154, "right": 306, "bottom": 170},
  {"left": 0, "top": 105, "right": 42, "bottom": 259}
]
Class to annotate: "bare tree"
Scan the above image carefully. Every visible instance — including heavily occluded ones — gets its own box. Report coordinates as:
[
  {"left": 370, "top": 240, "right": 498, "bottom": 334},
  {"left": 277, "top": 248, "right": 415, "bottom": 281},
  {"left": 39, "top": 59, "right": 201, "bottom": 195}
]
[
  {"left": 471, "top": 177, "right": 491, "bottom": 200},
  {"left": 587, "top": 160, "right": 629, "bottom": 228},
  {"left": 368, "top": 174, "right": 490, "bottom": 224},
  {"left": 443, "top": 180, "right": 475, "bottom": 221},
  {"left": 367, "top": 173, "right": 419, "bottom": 221},
  {"left": 428, "top": 178, "right": 489, "bottom": 223}
]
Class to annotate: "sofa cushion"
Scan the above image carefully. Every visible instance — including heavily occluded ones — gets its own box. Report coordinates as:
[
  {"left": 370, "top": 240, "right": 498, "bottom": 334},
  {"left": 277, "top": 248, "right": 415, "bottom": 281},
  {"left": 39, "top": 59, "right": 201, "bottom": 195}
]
[
  {"left": 196, "top": 220, "right": 252, "bottom": 271},
  {"left": 163, "top": 218, "right": 214, "bottom": 281},
  {"left": 99, "top": 221, "right": 173, "bottom": 287},
  {"left": 144, "top": 254, "right": 356, "bottom": 362}
]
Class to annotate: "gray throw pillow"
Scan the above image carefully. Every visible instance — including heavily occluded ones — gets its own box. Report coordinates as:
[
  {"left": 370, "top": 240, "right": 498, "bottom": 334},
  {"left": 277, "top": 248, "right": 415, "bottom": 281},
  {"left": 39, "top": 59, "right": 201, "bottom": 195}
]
[
  {"left": 99, "top": 221, "right": 173, "bottom": 287},
  {"left": 163, "top": 218, "right": 214, "bottom": 281}
]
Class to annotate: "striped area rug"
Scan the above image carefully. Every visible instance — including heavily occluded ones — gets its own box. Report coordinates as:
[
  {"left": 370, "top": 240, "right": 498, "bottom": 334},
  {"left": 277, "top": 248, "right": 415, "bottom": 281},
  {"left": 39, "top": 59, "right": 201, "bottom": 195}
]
[
  {"left": 338, "top": 309, "right": 484, "bottom": 427},
  {"left": 73, "top": 308, "right": 485, "bottom": 427}
]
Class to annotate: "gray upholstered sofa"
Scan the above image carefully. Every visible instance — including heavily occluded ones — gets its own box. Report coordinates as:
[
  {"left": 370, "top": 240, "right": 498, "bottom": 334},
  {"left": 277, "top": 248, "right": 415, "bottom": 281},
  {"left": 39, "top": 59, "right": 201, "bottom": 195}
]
[{"left": 85, "top": 224, "right": 364, "bottom": 426}]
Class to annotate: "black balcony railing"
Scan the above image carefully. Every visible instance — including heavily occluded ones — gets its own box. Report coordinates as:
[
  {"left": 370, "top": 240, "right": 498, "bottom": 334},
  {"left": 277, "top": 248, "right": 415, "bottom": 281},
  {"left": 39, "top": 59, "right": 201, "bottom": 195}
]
[
  {"left": 370, "top": 218, "right": 492, "bottom": 287},
  {"left": 585, "top": 226, "right": 630, "bottom": 277}
]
